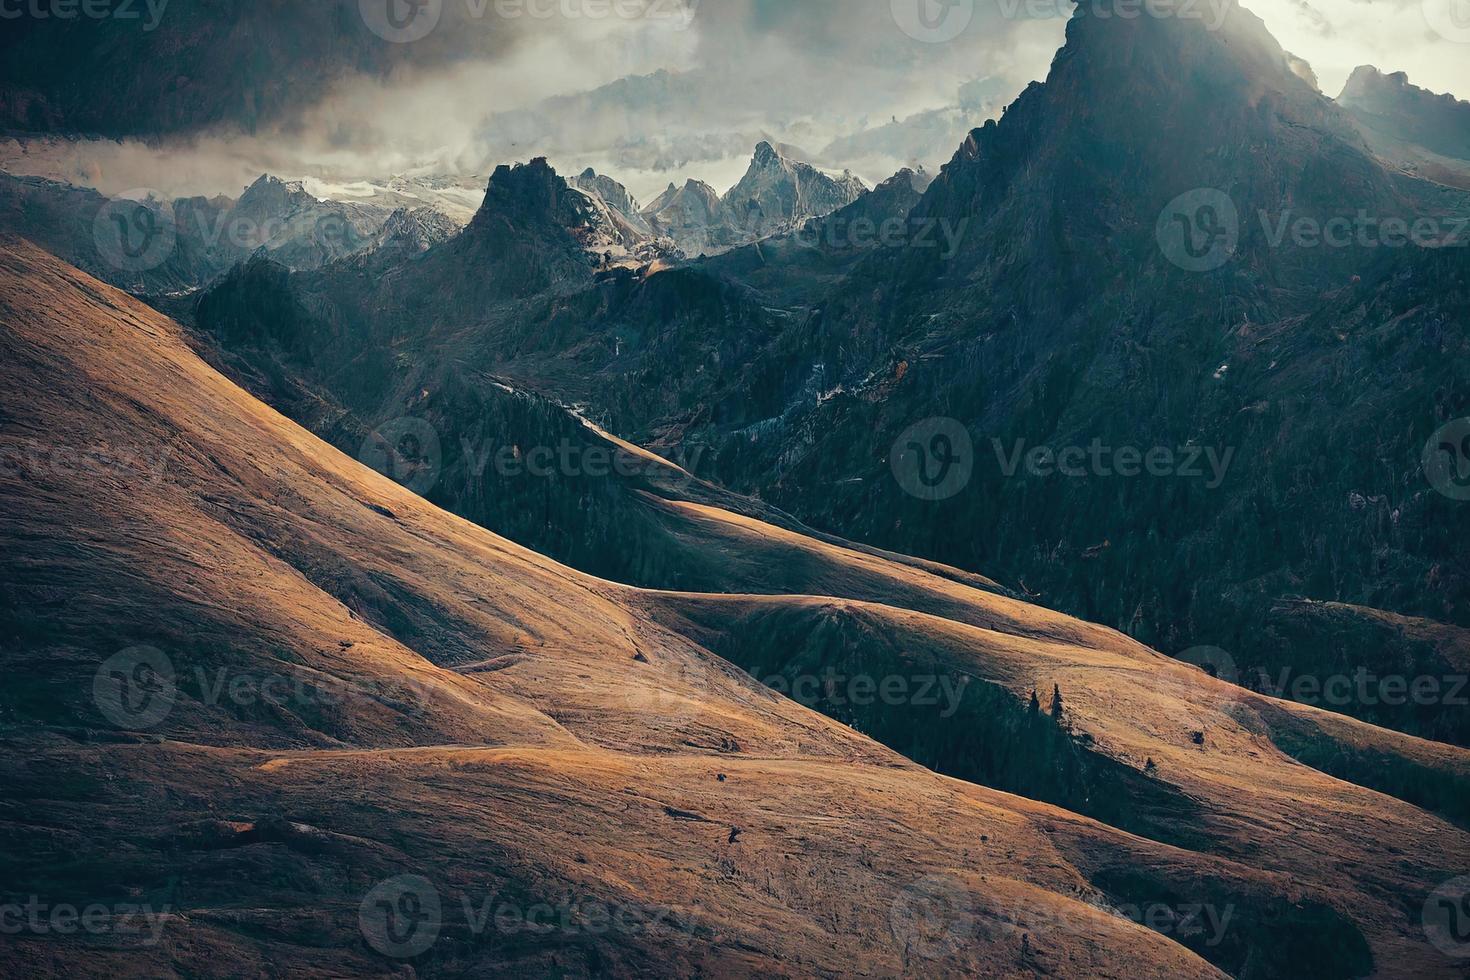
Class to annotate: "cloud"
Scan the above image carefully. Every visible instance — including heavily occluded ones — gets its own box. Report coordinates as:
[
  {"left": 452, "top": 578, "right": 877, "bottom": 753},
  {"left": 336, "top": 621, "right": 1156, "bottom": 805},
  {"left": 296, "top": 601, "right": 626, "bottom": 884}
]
[
  {"left": 1243, "top": 0, "right": 1470, "bottom": 97},
  {"left": 4, "top": 0, "right": 1467, "bottom": 202}
]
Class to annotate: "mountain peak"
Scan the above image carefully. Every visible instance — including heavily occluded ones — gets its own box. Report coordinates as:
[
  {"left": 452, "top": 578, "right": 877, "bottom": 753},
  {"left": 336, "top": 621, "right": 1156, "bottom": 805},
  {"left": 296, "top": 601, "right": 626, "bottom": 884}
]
[
  {"left": 472, "top": 157, "right": 590, "bottom": 231},
  {"left": 235, "top": 172, "right": 314, "bottom": 214},
  {"left": 1339, "top": 64, "right": 1466, "bottom": 107},
  {"left": 569, "top": 168, "right": 642, "bottom": 218},
  {"left": 724, "top": 142, "right": 866, "bottom": 239},
  {"left": 1340, "top": 65, "right": 1408, "bottom": 98},
  {"left": 1336, "top": 65, "right": 1470, "bottom": 167}
]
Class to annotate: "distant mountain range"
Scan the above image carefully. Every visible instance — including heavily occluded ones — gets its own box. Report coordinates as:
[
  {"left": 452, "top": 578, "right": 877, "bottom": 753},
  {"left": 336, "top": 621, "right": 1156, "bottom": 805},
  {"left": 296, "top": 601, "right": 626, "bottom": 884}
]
[{"left": 0, "top": 171, "right": 459, "bottom": 298}]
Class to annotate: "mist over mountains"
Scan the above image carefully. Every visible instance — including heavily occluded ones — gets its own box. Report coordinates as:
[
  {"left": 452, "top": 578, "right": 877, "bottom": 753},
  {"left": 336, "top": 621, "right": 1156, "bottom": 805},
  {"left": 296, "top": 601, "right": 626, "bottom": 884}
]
[{"left": 0, "top": 0, "right": 1059, "bottom": 200}]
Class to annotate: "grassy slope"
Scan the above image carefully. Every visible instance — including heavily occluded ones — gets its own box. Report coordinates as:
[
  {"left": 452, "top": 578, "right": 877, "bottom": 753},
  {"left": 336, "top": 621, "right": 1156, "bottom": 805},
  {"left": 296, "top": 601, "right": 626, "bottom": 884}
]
[{"left": 1, "top": 238, "right": 1466, "bottom": 977}]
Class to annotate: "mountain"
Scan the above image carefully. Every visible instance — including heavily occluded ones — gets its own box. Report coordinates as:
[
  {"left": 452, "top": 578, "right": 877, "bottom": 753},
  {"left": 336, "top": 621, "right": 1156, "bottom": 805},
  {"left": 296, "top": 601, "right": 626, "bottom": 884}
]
[
  {"left": 0, "top": 170, "right": 405, "bottom": 299},
  {"left": 570, "top": 168, "right": 644, "bottom": 220},
  {"left": 633, "top": 144, "right": 870, "bottom": 257},
  {"left": 721, "top": 141, "right": 867, "bottom": 240},
  {"left": 188, "top": 0, "right": 1470, "bottom": 755},
  {"left": 696, "top": 166, "right": 934, "bottom": 309},
  {"left": 221, "top": 174, "right": 387, "bottom": 271},
  {"left": 365, "top": 206, "right": 461, "bottom": 261},
  {"left": 18, "top": 231, "right": 1470, "bottom": 975},
  {"left": 640, "top": 177, "right": 736, "bottom": 256},
  {"left": 687, "top": 0, "right": 1470, "bottom": 746},
  {"left": 0, "top": 173, "right": 228, "bottom": 296},
  {"left": 1338, "top": 66, "right": 1470, "bottom": 189},
  {"left": 566, "top": 169, "right": 669, "bottom": 266}
]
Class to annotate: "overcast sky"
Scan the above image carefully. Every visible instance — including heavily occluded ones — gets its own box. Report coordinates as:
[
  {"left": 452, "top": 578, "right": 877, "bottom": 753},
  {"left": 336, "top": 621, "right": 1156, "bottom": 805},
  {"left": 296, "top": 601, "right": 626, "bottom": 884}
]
[{"left": 2, "top": 0, "right": 1466, "bottom": 202}]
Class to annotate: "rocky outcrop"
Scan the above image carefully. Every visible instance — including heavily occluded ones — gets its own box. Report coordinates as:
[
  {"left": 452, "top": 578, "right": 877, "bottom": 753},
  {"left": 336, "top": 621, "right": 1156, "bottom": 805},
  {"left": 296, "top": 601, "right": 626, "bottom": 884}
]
[
  {"left": 721, "top": 141, "right": 866, "bottom": 240},
  {"left": 1338, "top": 66, "right": 1470, "bottom": 187}
]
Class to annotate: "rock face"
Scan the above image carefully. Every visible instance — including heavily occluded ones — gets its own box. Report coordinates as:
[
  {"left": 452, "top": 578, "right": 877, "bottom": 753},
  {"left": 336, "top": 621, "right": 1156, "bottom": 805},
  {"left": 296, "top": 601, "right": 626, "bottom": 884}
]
[
  {"left": 367, "top": 205, "right": 460, "bottom": 260},
  {"left": 223, "top": 174, "right": 386, "bottom": 271},
  {"left": 1337, "top": 66, "right": 1470, "bottom": 187},
  {"left": 567, "top": 168, "right": 670, "bottom": 264},
  {"left": 687, "top": 1, "right": 1470, "bottom": 741},
  {"left": 0, "top": 170, "right": 401, "bottom": 297},
  {"left": 640, "top": 177, "right": 735, "bottom": 255},
  {"left": 688, "top": 0, "right": 1470, "bottom": 745},
  {"left": 721, "top": 141, "right": 867, "bottom": 240},
  {"left": 570, "top": 167, "right": 643, "bottom": 219},
  {"left": 636, "top": 144, "right": 869, "bottom": 257},
  {"left": 1339, "top": 66, "right": 1470, "bottom": 161}
]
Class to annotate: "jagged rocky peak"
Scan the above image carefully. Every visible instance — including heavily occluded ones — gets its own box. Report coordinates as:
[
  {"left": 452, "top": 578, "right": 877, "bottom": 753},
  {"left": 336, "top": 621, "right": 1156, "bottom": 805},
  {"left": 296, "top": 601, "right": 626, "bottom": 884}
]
[
  {"left": 1338, "top": 65, "right": 1470, "bottom": 120},
  {"left": 881, "top": 167, "right": 933, "bottom": 196},
  {"left": 373, "top": 206, "right": 459, "bottom": 256},
  {"left": 643, "top": 178, "right": 724, "bottom": 221},
  {"left": 905, "top": 166, "right": 934, "bottom": 194},
  {"left": 753, "top": 139, "right": 782, "bottom": 166},
  {"left": 1336, "top": 65, "right": 1470, "bottom": 166},
  {"left": 570, "top": 168, "right": 641, "bottom": 218},
  {"left": 723, "top": 140, "right": 867, "bottom": 237},
  {"left": 923, "top": 0, "right": 1376, "bottom": 232},
  {"left": 233, "top": 173, "right": 314, "bottom": 215},
  {"left": 1025, "top": 0, "right": 1327, "bottom": 117},
  {"left": 472, "top": 157, "right": 590, "bottom": 228},
  {"left": 1339, "top": 65, "right": 1409, "bottom": 101}
]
